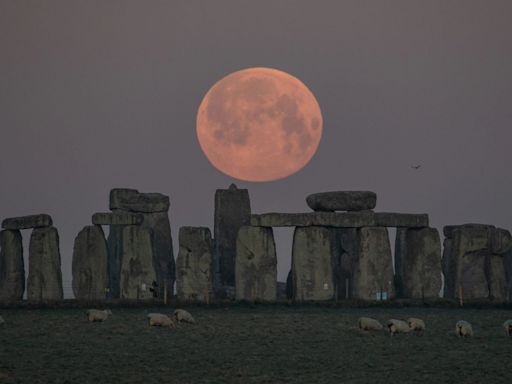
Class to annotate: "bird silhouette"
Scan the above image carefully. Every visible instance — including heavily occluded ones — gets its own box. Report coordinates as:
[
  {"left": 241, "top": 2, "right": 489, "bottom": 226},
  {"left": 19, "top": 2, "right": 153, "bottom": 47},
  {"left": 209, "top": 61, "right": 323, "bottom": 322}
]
[{"left": 411, "top": 164, "right": 421, "bottom": 170}]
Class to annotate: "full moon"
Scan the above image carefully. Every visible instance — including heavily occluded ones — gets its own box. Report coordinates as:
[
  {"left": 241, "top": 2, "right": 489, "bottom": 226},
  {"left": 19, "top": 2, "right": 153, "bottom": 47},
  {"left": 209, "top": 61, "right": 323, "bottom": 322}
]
[{"left": 196, "top": 67, "right": 323, "bottom": 182}]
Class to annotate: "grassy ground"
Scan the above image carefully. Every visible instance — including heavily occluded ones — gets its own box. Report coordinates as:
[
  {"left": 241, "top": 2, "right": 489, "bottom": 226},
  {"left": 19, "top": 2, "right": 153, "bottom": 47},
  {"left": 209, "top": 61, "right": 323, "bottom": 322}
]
[{"left": 1, "top": 305, "right": 511, "bottom": 383}]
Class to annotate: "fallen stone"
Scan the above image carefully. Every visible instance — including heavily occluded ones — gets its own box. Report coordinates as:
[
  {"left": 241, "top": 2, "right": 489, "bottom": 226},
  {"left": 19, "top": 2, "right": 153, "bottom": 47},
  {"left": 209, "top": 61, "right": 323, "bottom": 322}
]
[
  {"left": 27, "top": 227, "right": 63, "bottom": 301},
  {"left": 291, "top": 226, "right": 336, "bottom": 301},
  {"left": 176, "top": 227, "right": 213, "bottom": 302},
  {"left": 351, "top": 227, "right": 395, "bottom": 300},
  {"left": 119, "top": 225, "right": 157, "bottom": 300},
  {"left": 214, "top": 184, "right": 251, "bottom": 294},
  {"left": 235, "top": 226, "right": 277, "bottom": 301},
  {"left": 0, "top": 230, "right": 25, "bottom": 301},
  {"left": 2, "top": 214, "right": 52, "bottom": 230},
  {"left": 110, "top": 188, "right": 170, "bottom": 213},
  {"left": 306, "top": 191, "right": 377, "bottom": 212},
  {"left": 92, "top": 212, "right": 143, "bottom": 226},
  {"left": 250, "top": 212, "right": 428, "bottom": 228},
  {"left": 72, "top": 225, "right": 109, "bottom": 300},
  {"left": 394, "top": 227, "right": 442, "bottom": 299}
]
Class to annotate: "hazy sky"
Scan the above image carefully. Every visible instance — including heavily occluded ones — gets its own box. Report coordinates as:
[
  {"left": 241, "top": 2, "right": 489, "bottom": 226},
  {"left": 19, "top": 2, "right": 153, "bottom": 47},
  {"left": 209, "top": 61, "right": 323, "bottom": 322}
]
[{"left": 1, "top": 1, "right": 511, "bottom": 295}]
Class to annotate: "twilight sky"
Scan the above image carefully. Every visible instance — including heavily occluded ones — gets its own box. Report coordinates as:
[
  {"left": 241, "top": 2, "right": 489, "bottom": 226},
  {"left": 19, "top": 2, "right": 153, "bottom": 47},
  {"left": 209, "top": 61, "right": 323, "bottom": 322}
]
[{"left": 1, "top": 1, "right": 511, "bottom": 295}]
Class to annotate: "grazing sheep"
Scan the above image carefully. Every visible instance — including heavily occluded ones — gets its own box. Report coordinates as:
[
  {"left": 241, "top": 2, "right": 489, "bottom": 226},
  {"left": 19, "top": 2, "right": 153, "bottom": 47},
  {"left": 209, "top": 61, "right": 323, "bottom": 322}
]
[
  {"left": 358, "top": 317, "right": 383, "bottom": 332},
  {"left": 174, "top": 309, "right": 196, "bottom": 324},
  {"left": 503, "top": 320, "right": 512, "bottom": 336},
  {"left": 387, "top": 319, "right": 410, "bottom": 336},
  {"left": 0, "top": 316, "right": 4, "bottom": 326},
  {"left": 455, "top": 320, "right": 473, "bottom": 337},
  {"left": 147, "top": 313, "right": 176, "bottom": 329},
  {"left": 86, "top": 309, "right": 112, "bottom": 322},
  {"left": 407, "top": 318, "right": 426, "bottom": 334}
]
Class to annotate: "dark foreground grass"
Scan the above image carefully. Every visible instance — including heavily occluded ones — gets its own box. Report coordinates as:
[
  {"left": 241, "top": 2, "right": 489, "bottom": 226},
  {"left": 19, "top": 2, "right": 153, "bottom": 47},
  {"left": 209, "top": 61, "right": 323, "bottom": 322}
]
[{"left": 1, "top": 305, "right": 511, "bottom": 384}]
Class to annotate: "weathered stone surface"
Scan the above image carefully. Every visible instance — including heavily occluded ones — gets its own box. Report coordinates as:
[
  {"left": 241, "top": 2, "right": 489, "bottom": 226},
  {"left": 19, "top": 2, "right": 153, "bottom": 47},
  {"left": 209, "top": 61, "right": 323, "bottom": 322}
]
[
  {"left": 2, "top": 214, "right": 52, "bottom": 230},
  {"left": 236, "top": 226, "right": 277, "bottom": 301},
  {"left": 27, "top": 227, "right": 63, "bottom": 301},
  {"left": 488, "top": 255, "right": 507, "bottom": 301},
  {"left": 335, "top": 228, "right": 359, "bottom": 300},
  {"left": 0, "top": 230, "right": 24, "bottom": 301},
  {"left": 110, "top": 188, "right": 170, "bottom": 213},
  {"left": 306, "top": 191, "right": 377, "bottom": 212},
  {"left": 394, "top": 228, "right": 442, "bottom": 299},
  {"left": 119, "top": 225, "right": 156, "bottom": 300},
  {"left": 491, "top": 228, "right": 512, "bottom": 254},
  {"left": 352, "top": 227, "right": 394, "bottom": 300},
  {"left": 459, "top": 251, "right": 489, "bottom": 299},
  {"left": 176, "top": 227, "right": 213, "bottom": 302},
  {"left": 505, "top": 250, "right": 512, "bottom": 301},
  {"left": 107, "top": 225, "right": 123, "bottom": 298},
  {"left": 250, "top": 212, "right": 428, "bottom": 228},
  {"left": 140, "top": 211, "right": 175, "bottom": 299},
  {"left": 291, "top": 226, "right": 335, "bottom": 301},
  {"left": 72, "top": 225, "right": 109, "bottom": 300},
  {"left": 214, "top": 184, "right": 251, "bottom": 293},
  {"left": 92, "top": 212, "right": 143, "bottom": 226},
  {"left": 442, "top": 224, "right": 511, "bottom": 300}
]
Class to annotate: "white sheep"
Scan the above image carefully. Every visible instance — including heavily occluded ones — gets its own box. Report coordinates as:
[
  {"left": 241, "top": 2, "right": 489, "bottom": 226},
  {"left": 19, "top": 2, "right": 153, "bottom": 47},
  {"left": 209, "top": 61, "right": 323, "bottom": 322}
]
[
  {"left": 407, "top": 317, "right": 426, "bottom": 334},
  {"left": 147, "top": 313, "right": 176, "bottom": 329},
  {"left": 387, "top": 319, "right": 410, "bottom": 336},
  {"left": 174, "top": 309, "right": 196, "bottom": 324},
  {"left": 503, "top": 319, "right": 512, "bottom": 336},
  {"left": 455, "top": 320, "right": 473, "bottom": 337},
  {"left": 86, "top": 309, "right": 112, "bottom": 322},
  {"left": 358, "top": 317, "right": 383, "bottom": 331}
]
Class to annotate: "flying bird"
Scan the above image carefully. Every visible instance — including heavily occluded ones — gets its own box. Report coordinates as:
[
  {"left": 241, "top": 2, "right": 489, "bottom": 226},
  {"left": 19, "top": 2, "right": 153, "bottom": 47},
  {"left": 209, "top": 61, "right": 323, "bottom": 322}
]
[{"left": 411, "top": 164, "right": 421, "bottom": 170}]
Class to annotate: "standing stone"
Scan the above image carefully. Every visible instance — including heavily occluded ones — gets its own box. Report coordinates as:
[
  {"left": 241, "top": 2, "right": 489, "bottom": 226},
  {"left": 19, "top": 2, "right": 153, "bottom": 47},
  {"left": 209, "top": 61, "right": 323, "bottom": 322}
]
[
  {"left": 442, "top": 225, "right": 491, "bottom": 299},
  {"left": 176, "top": 227, "right": 213, "bottom": 302},
  {"left": 214, "top": 184, "right": 251, "bottom": 296},
  {"left": 72, "top": 225, "right": 109, "bottom": 300},
  {"left": 27, "top": 227, "right": 63, "bottom": 301},
  {"left": 107, "top": 225, "right": 123, "bottom": 298},
  {"left": 291, "top": 226, "right": 336, "bottom": 301},
  {"left": 0, "top": 230, "right": 24, "bottom": 301},
  {"left": 442, "top": 224, "right": 511, "bottom": 301},
  {"left": 336, "top": 228, "right": 359, "bottom": 300},
  {"left": 459, "top": 251, "right": 489, "bottom": 299},
  {"left": 236, "top": 226, "right": 277, "bottom": 301},
  {"left": 394, "top": 227, "right": 442, "bottom": 299},
  {"left": 306, "top": 191, "right": 377, "bottom": 212},
  {"left": 352, "top": 227, "right": 394, "bottom": 300},
  {"left": 139, "top": 211, "right": 175, "bottom": 299},
  {"left": 119, "top": 225, "right": 156, "bottom": 300},
  {"left": 505, "top": 249, "right": 512, "bottom": 302},
  {"left": 488, "top": 255, "right": 507, "bottom": 301},
  {"left": 106, "top": 188, "right": 175, "bottom": 300}
]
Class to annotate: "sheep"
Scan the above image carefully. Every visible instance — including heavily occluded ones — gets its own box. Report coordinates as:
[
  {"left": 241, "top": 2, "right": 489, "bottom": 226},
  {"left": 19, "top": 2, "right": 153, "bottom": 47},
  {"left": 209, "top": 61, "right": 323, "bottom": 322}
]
[
  {"left": 358, "top": 317, "right": 383, "bottom": 332},
  {"left": 503, "top": 320, "right": 512, "bottom": 336},
  {"left": 455, "top": 320, "right": 473, "bottom": 338},
  {"left": 407, "top": 317, "right": 426, "bottom": 334},
  {"left": 147, "top": 313, "right": 176, "bottom": 329},
  {"left": 387, "top": 319, "right": 410, "bottom": 336},
  {"left": 86, "top": 309, "right": 112, "bottom": 322},
  {"left": 174, "top": 309, "right": 196, "bottom": 324}
]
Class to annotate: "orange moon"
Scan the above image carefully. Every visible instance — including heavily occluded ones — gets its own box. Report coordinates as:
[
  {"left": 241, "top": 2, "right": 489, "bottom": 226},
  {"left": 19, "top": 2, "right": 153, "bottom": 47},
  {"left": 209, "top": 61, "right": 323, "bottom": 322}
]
[{"left": 196, "top": 67, "right": 323, "bottom": 182}]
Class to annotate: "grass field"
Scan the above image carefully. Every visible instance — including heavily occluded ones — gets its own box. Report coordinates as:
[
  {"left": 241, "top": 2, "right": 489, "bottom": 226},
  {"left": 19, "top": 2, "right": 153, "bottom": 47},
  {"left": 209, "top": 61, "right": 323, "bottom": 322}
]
[{"left": 1, "top": 305, "right": 511, "bottom": 383}]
